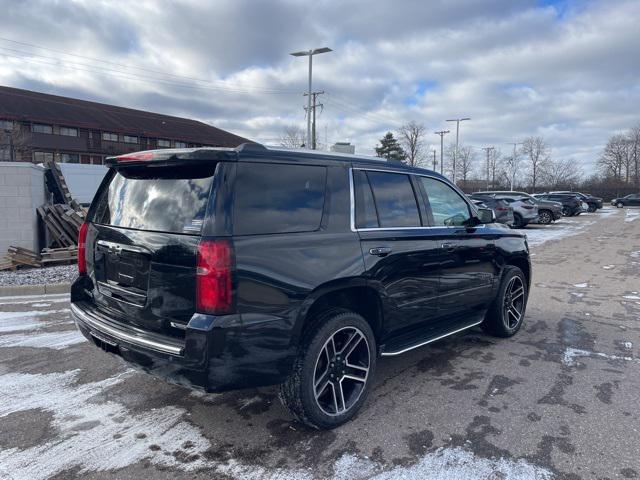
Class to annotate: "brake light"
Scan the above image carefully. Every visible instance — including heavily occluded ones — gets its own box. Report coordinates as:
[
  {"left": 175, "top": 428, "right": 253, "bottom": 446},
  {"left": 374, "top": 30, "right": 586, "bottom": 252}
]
[
  {"left": 522, "top": 205, "right": 534, "bottom": 209},
  {"left": 78, "top": 222, "right": 89, "bottom": 274},
  {"left": 115, "top": 152, "right": 155, "bottom": 162},
  {"left": 196, "top": 239, "right": 233, "bottom": 315}
]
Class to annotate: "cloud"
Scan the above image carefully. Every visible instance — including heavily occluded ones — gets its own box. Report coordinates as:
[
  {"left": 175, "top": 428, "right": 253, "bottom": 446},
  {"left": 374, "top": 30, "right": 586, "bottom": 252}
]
[{"left": 0, "top": 0, "right": 638, "bottom": 173}]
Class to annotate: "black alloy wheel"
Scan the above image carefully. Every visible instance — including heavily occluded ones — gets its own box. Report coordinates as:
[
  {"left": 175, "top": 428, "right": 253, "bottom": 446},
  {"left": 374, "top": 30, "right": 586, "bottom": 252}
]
[{"left": 538, "top": 210, "right": 552, "bottom": 224}]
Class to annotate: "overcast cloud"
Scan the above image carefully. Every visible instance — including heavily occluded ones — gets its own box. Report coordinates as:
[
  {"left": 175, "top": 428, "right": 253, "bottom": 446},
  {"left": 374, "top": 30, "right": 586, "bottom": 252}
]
[{"left": 1, "top": 0, "right": 639, "bottom": 172}]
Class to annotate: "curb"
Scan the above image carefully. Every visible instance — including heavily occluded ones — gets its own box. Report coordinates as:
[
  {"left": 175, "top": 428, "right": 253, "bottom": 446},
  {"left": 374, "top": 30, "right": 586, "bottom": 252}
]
[{"left": 0, "top": 283, "right": 70, "bottom": 297}]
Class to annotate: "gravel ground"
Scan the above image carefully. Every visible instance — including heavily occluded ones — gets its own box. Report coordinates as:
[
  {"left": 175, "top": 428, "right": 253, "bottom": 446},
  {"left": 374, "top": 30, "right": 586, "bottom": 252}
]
[{"left": 0, "top": 264, "right": 76, "bottom": 286}]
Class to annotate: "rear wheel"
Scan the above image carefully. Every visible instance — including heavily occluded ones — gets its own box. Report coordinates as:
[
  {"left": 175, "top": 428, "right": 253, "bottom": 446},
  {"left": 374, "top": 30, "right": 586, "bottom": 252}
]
[
  {"left": 279, "top": 310, "right": 377, "bottom": 429},
  {"left": 538, "top": 210, "right": 552, "bottom": 225},
  {"left": 482, "top": 266, "right": 528, "bottom": 338},
  {"left": 512, "top": 213, "right": 524, "bottom": 229}
]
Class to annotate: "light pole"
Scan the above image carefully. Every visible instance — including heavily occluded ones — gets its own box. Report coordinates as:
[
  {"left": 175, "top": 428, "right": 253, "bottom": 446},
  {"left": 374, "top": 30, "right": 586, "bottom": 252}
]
[
  {"left": 506, "top": 142, "right": 523, "bottom": 191},
  {"left": 431, "top": 149, "right": 437, "bottom": 171},
  {"left": 481, "top": 146, "right": 495, "bottom": 190},
  {"left": 290, "top": 47, "right": 332, "bottom": 149},
  {"left": 434, "top": 130, "right": 450, "bottom": 175},
  {"left": 446, "top": 118, "right": 470, "bottom": 184}
]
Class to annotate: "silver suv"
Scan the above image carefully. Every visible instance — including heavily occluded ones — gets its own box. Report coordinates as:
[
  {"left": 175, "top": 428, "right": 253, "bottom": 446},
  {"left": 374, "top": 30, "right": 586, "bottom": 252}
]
[{"left": 474, "top": 193, "right": 538, "bottom": 228}]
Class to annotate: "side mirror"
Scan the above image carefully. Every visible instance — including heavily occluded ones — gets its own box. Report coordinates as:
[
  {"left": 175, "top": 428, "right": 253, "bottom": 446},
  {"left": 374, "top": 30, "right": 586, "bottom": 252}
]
[{"left": 477, "top": 208, "right": 495, "bottom": 224}]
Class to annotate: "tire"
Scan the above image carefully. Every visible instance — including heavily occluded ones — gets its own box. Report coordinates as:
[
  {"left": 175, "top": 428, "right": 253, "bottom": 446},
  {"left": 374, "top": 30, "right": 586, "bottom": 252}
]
[
  {"left": 512, "top": 213, "right": 524, "bottom": 229},
  {"left": 561, "top": 206, "right": 571, "bottom": 216},
  {"left": 538, "top": 210, "right": 552, "bottom": 225},
  {"left": 481, "top": 266, "right": 528, "bottom": 338},
  {"left": 587, "top": 204, "right": 597, "bottom": 213},
  {"left": 279, "top": 309, "right": 377, "bottom": 430},
  {"left": 617, "top": 202, "right": 624, "bottom": 208}
]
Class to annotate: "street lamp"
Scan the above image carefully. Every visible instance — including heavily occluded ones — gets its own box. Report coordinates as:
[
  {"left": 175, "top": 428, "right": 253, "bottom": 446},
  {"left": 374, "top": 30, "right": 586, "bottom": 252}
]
[
  {"left": 290, "top": 47, "right": 332, "bottom": 149},
  {"left": 434, "top": 130, "right": 450, "bottom": 175},
  {"left": 446, "top": 117, "right": 470, "bottom": 183}
]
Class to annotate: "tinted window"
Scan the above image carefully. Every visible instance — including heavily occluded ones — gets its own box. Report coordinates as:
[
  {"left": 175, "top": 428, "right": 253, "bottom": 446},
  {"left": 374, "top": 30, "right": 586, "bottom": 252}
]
[
  {"left": 93, "top": 165, "right": 216, "bottom": 234},
  {"left": 421, "top": 177, "right": 471, "bottom": 226},
  {"left": 234, "top": 163, "right": 326, "bottom": 235},
  {"left": 353, "top": 170, "right": 379, "bottom": 228},
  {"left": 366, "top": 171, "right": 421, "bottom": 227}
]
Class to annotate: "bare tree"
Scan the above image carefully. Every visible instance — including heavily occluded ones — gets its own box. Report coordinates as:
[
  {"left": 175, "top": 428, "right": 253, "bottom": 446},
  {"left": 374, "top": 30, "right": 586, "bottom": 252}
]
[
  {"left": 279, "top": 125, "right": 306, "bottom": 149},
  {"left": 398, "top": 121, "right": 426, "bottom": 167},
  {"left": 628, "top": 124, "right": 640, "bottom": 188},
  {"left": 521, "top": 136, "right": 550, "bottom": 192},
  {"left": 487, "top": 147, "right": 502, "bottom": 190},
  {"left": 456, "top": 145, "right": 476, "bottom": 189},
  {"left": 598, "top": 133, "right": 629, "bottom": 184},
  {"left": 541, "top": 158, "right": 582, "bottom": 190},
  {"left": 0, "top": 121, "right": 28, "bottom": 161}
]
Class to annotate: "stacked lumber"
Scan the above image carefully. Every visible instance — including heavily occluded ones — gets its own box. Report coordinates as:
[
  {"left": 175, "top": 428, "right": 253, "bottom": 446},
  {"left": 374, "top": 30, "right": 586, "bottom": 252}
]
[
  {"left": 38, "top": 204, "right": 86, "bottom": 248},
  {"left": 0, "top": 257, "right": 16, "bottom": 271},
  {"left": 44, "top": 159, "right": 84, "bottom": 212},
  {"left": 40, "top": 246, "right": 78, "bottom": 265},
  {"left": 4, "top": 247, "right": 42, "bottom": 269}
]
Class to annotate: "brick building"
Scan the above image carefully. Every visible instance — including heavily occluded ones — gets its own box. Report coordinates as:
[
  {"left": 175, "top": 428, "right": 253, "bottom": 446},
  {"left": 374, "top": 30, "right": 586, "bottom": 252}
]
[{"left": 0, "top": 85, "right": 249, "bottom": 164}]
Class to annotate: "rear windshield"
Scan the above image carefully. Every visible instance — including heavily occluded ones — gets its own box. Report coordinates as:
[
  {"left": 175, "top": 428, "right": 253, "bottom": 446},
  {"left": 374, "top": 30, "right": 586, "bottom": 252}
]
[{"left": 93, "top": 165, "right": 217, "bottom": 234}]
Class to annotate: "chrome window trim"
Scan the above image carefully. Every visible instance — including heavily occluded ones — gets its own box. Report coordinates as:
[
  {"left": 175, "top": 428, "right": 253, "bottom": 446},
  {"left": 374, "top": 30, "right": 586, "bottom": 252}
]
[{"left": 348, "top": 166, "right": 482, "bottom": 232}]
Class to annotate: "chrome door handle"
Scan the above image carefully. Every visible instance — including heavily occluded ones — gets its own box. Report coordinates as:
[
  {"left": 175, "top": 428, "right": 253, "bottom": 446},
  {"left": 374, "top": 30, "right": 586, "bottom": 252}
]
[{"left": 369, "top": 246, "right": 392, "bottom": 256}]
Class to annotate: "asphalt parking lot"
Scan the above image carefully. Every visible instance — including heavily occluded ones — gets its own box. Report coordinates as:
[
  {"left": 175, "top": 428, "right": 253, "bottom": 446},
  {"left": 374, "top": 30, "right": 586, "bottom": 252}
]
[{"left": 1, "top": 207, "right": 639, "bottom": 480}]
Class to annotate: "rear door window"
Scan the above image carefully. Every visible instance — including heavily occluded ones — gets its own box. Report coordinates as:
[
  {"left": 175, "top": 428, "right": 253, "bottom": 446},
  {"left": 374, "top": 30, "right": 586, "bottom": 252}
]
[
  {"left": 234, "top": 162, "right": 327, "bottom": 235},
  {"left": 353, "top": 170, "right": 379, "bottom": 228},
  {"left": 365, "top": 171, "right": 421, "bottom": 228},
  {"left": 93, "top": 165, "right": 217, "bottom": 234}
]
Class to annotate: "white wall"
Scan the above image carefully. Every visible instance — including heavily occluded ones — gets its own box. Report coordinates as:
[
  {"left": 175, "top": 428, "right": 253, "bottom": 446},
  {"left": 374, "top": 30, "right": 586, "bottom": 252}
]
[
  {"left": 0, "top": 162, "right": 46, "bottom": 256},
  {"left": 58, "top": 163, "right": 108, "bottom": 204}
]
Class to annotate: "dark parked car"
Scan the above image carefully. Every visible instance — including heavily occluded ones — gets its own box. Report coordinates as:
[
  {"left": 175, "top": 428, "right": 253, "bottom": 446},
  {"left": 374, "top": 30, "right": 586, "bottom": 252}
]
[
  {"left": 469, "top": 196, "right": 514, "bottom": 226},
  {"left": 551, "top": 191, "right": 603, "bottom": 212},
  {"left": 471, "top": 193, "right": 537, "bottom": 228},
  {"left": 533, "top": 193, "right": 584, "bottom": 216},
  {"left": 71, "top": 144, "right": 531, "bottom": 429},
  {"left": 611, "top": 194, "right": 640, "bottom": 208},
  {"left": 475, "top": 191, "right": 562, "bottom": 225}
]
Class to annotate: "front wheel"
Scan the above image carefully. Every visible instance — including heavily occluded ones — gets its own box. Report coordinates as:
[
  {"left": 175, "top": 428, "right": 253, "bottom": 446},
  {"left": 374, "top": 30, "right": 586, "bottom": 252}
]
[
  {"left": 279, "top": 310, "right": 377, "bottom": 429},
  {"left": 617, "top": 202, "right": 624, "bottom": 208},
  {"left": 482, "top": 266, "right": 528, "bottom": 338}
]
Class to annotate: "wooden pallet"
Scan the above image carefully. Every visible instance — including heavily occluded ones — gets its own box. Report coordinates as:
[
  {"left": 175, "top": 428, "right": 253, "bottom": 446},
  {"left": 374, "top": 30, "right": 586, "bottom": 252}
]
[
  {"left": 40, "top": 246, "right": 78, "bottom": 265},
  {"left": 37, "top": 204, "right": 85, "bottom": 248},
  {"left": 6, "top": 246, "right": 42, "bottom": 268},
  {"left": 0, "top": 257, "right": 16, "bottom": 271}
]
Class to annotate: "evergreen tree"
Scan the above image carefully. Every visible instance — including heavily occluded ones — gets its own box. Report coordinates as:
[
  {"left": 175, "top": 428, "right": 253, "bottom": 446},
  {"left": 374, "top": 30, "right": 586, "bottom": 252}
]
[{"left": 375, "top": 132, "right": 407, "bottom": 161}]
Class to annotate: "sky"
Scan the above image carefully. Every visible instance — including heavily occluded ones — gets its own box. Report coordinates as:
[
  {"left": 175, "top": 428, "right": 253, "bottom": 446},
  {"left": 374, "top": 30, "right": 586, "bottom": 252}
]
[{"left": 1, "top": 0, "right": 639, "bottom": 174}]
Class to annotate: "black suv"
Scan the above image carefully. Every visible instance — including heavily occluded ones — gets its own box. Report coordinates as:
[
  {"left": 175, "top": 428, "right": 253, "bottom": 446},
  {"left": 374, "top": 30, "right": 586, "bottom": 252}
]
[{"left": 71, "top": 144, "right": 531, "bottom": 429}]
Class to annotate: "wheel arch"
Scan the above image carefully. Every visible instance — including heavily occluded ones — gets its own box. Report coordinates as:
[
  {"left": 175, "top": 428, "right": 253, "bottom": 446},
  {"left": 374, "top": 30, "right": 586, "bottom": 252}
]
[
  {"left": 505, "top": 255, "right": 531, "bottom": 288},
  {"left": 293, "top": 279, "right": 384, "bottom": 347}
]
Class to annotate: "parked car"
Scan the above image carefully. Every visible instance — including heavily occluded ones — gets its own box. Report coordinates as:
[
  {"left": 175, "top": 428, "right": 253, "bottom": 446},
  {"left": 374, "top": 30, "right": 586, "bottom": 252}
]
[
  {"left": 611, "top": 193, "right": 640, "bottom": 208},
  {"left": 475, "top": 191, "right": 562, "bottom": 225},
  {"left": 71, "top": 143, "right": 531, "bottom": 429},
  {"left": 469, "top": 196, "right": 514, "bottom": 226},
  {"left": 551, "top": 191, "right": 603, "bottom": 212},
  {"left": 471, "top": 193, "right": 538, "bottom": 228},
  {"left": 533, "top": 193, "right": 585, "bottom": 216}
]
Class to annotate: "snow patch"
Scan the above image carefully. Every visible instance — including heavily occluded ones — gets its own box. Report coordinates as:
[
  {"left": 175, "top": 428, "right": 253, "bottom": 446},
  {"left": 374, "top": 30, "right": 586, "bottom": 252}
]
[
  {"left": 622, "top": 342, "right": 633, "bottom": 350},
  {"left": 562, "top": 347, "right": 640, "bottom": 367},
  {"left": 0, "top": 330, "right": 85, "bottom": 350},
  {"left": 623, "top": 295, "right": 640, "bottom": 300},
  {"left": 625, "top": 209, "right": 640, "bottom": 222},
  {"left": 602, "top": 265, "right": 616, "bottom": 270},
  {"left": 525, "top": 220, "right": 594, "bottom": 247},
  {"left": 573, "top": 283, "right": 588, "bottom": 288}
]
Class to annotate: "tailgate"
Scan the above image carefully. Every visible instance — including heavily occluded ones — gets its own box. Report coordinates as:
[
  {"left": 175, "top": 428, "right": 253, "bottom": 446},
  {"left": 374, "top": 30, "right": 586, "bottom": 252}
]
[{"left": 85, "top": 163, "right": 219, "bottom": 337}]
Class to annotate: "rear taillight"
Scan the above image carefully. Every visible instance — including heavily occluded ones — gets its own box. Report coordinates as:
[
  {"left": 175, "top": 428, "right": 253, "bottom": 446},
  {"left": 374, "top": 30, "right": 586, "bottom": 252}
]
[
  {"left": 78, "top": 222, "right": 89, "bottom": 274},
  {"left": 115, "top": 152, "right": 155, "bottom": 162},
  {"left": 196, "top": 239, "right": 233, "bottom": 315},
  {"left": 496, "top": 207, "right": 508, "bottom": 211},
  {"left": 522, "top": 205, "right": 534, "bottom": 209}
]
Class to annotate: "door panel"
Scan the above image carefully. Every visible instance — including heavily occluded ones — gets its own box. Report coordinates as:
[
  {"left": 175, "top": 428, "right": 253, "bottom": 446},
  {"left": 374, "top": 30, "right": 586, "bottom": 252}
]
[{"left": 359, "top": 230, "right": 441, "bottom": 334}]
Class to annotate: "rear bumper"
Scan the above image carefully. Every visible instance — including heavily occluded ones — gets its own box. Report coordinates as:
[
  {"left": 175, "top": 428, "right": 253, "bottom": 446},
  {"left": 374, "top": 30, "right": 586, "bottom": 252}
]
[{"left": 71, "top": 299, "right": 295, "bottom": 392}]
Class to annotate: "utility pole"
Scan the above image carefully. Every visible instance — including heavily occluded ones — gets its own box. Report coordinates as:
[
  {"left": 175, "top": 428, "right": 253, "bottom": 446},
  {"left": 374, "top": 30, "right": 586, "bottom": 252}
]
[
  {"left": 290, "top": 47, "right": 332, "bottom": 149},
  {"left": 481, "top": 146, "right": 495, "bottom": 191},
  {"left": 304, "top": 91, "right": 324, "bottom": 150},
  {"left": 432, "top": 149, "right": 437, "bottom": 170},
  {"left": 434, "top": 130, "right": 450, "bottom": 175},
  {"left": 446, "top": 118, "right": 470, "bottom": 184},
  {"left": 506, "top": 142, "right": 523, "bottom": 191}
]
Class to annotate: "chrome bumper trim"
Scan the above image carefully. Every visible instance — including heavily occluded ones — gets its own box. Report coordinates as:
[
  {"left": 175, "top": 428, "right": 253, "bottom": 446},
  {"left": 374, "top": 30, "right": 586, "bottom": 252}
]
[{"left": 71, "top": 303, "right": 184, "bottom": 356}]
